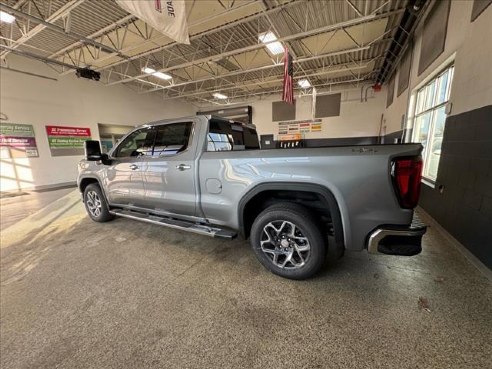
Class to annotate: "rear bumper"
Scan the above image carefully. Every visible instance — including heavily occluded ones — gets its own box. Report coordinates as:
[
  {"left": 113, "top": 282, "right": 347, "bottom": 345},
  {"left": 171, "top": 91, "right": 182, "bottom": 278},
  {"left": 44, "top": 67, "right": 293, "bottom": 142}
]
[{"left": 367, "top": 216, "right": 427, "bottom": 255}]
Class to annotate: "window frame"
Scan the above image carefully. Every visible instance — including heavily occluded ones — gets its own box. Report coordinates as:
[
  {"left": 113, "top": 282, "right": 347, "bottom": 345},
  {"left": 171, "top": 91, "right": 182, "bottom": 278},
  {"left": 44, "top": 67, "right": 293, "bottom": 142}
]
[
  {"left": 110, "top": 121, "right": 194, "bottom": 159},
  {"left": 411, "top": 64, "right": 454, "bottom": 183}
]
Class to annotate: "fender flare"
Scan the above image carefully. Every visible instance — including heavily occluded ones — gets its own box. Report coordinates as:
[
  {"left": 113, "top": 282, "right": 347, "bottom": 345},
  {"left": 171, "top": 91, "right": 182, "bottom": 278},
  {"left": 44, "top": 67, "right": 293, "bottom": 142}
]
[
  {"left": 78, "top": 176, "right": 109, "bottom": 204},
  {"left": 238, "top": 182, "right": 344, "bottom": 247}
]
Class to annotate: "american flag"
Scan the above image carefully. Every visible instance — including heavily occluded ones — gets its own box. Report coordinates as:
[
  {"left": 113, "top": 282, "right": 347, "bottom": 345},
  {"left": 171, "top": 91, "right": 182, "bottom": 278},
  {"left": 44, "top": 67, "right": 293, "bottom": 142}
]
[{"left": 282, "top": 46, "right": 294, "bottom": 104}]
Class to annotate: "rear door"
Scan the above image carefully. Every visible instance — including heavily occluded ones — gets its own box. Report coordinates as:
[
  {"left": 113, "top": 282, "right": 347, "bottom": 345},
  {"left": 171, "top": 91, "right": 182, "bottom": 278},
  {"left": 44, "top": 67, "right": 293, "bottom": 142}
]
[
  {"left": 142, "top": 121, "right": 196, "bottom": 216},
  {"left": 105, "top": 127, "right": 155, "bottom": 206}
]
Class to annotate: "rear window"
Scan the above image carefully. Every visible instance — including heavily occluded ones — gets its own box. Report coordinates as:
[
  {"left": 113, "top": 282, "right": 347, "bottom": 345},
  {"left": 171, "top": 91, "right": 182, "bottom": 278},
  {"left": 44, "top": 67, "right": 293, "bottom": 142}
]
[{"left": 207, "top": 120, "right": 259, "bottom": 152}]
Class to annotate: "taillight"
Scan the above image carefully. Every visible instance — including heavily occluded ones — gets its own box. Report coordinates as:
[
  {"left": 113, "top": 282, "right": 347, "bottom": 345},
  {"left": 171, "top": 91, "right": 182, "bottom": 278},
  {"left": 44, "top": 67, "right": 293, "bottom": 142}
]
[{"left": 392, "top": 157, "right": 423, "bottom": 209}]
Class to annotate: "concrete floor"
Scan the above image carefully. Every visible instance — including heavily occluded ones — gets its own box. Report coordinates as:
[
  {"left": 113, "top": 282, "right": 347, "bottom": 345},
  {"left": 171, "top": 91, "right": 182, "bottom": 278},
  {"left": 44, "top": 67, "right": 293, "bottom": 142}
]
[
  {"left": 0, "top": 187, "right": 75, "bottom": 231},
  {"left": 1, "top": 190, "right": 491, "bottom": 369}
]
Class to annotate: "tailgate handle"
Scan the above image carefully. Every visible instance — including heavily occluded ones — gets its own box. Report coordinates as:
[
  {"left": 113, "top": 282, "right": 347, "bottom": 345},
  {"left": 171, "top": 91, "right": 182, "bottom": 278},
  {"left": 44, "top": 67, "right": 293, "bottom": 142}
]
[{"left": 176, "top": 164, "right": 191, "bottom": 171}]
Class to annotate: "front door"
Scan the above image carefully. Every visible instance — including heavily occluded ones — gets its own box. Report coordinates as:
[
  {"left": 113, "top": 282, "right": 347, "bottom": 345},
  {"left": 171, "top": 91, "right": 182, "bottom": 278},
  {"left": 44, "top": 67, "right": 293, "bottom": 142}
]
[
  {"left": 105, "top": 127, "right": 155, "bottom": 207},
  {"left": 142, "top": 122, "right": 196, "bottom": 217}
]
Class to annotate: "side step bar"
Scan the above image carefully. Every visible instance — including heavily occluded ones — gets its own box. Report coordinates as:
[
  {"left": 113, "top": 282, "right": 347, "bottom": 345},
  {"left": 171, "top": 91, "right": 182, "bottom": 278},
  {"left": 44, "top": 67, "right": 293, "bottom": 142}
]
[{"left": 109, "top": 209, "right": 237, "bottom": 240}]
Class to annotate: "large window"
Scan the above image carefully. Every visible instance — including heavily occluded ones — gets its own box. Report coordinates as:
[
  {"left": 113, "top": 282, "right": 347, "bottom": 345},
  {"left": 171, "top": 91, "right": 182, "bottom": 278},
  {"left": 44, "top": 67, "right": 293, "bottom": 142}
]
[{"left": 412, "top": 65, "right": 454, "bottom": 181}]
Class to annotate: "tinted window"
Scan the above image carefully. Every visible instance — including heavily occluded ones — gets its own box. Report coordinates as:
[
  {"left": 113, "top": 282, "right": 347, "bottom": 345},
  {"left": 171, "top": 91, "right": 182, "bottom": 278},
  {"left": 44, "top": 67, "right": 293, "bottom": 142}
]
[
  {"left": 114, "top": 128, "right": 155, "bottom": 158},
  {"left": 244, "top": 127, "right": 260, "bottom": 149},
  {"left": 207, "top": 121, "right": 233, "bottom": 151},
  {"left": 152, "top": 122, "right": 193, "bottom": 157},
  {"left": 207, "top": 120, "right": 259, "bottom": 152}
]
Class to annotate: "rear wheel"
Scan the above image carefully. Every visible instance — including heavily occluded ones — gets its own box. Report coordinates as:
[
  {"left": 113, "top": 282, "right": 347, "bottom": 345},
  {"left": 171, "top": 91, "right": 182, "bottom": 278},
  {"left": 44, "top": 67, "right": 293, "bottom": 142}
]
[
  {"left": 250, "top": 202, "right": 327, "bottom": 280},
  {"left": 83, "top": 183, "right": 115, "bottom": 223}
]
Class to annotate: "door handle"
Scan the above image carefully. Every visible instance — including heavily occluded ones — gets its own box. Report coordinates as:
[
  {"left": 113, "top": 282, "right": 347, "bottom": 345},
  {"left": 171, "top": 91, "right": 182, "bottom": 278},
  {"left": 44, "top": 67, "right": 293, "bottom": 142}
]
[
  {"left": 176, "top": 164, "right": 191, "bottom": 171},
  {"left": 129, "top": 164, "right": 138, "bottom": 170}
]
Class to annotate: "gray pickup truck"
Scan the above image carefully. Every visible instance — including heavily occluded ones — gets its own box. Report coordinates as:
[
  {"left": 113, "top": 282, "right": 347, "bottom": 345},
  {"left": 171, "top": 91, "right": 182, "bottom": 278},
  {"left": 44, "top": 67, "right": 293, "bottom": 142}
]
[{"left": 78, "top": 115, "right": 426, "bottom": 279}]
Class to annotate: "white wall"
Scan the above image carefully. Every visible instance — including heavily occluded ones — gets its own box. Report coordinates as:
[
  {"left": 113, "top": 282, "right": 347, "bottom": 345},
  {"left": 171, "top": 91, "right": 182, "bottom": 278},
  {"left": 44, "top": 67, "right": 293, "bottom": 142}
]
[
  {"left": 384, "top": 0, "right": 492, "bottom": 133},
  {"left": 450, "top": 3, "right": 492, "bottom": 116},
  {"left": 251, "top": 88, "right": 386, "bottom": 139},
  {"left": 0, "top": 55, "right": 195, "bottom": 191},
  {"left": 212, "top": 88, "right": 387, "bottom": 140}
]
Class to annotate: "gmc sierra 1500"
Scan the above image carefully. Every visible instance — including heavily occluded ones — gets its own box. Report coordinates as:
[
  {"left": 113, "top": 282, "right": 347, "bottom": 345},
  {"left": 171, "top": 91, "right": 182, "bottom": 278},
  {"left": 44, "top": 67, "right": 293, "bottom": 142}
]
[{"left": 78, "top": 115, "right": 426, "bottom": 279}]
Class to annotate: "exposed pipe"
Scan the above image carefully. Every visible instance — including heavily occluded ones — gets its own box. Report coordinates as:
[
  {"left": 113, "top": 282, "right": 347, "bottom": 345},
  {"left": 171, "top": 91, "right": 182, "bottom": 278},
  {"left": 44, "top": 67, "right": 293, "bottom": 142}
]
[
  {"left": 0, "top": 45, "right": 77, "bottom": 70},
  {"left": 0, "top": 66, "right": 58, "bottom": 81}
]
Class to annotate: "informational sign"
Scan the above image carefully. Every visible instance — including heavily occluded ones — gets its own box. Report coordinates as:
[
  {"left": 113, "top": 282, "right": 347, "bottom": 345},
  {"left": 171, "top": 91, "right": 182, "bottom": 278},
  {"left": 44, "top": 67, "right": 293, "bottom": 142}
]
[
  {"left": 278, "top": 119, "right": 322, "bottom": 135},
  {"left": 0, "top": 123, "right": 39, "bottom": 158},
  {"left": 279, "top": 133, "right": 302, "bottom": 141},
  {"left": 46, "top": 125, "right": 91, "bottom": 156}
]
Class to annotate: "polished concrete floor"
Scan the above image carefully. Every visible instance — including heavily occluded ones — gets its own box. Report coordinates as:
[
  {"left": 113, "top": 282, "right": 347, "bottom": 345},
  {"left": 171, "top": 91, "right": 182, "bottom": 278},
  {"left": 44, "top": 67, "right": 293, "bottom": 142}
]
[
  {"left": 0, "top": 187, "right": 75, "bottom": 231},
  {"left": 1, "top": 189, "right": 491, "bottom": 369}
]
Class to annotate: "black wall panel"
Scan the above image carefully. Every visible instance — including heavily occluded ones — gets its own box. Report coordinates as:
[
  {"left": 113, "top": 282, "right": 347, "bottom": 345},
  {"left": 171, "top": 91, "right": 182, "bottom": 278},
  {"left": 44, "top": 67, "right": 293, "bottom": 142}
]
[
  {"left": 418, "top": 0, "right": 451, "bottom": 75},
  {"left": 419, "top": 105, "right": 492, "bottom": 269},
  {"left": 315, "top": 93, "right": 341, "bottom": 118},
  {"left": 397, "top": 49, "right": 412, "bottom": 97},
  {"left": 272, "top": 101, "right": 296, "bottom": 121},
  {"left": 386, "top": 76, "right": 395, "bottom": 108},
  {"left": 471, "top": 0, "right": 491, "bottom": 21}
]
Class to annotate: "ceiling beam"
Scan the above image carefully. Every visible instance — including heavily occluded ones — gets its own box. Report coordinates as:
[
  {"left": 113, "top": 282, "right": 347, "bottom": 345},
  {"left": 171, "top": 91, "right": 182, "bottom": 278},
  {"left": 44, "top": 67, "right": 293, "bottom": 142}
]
[
  {"left": 0, "top": 0, "right": 83, "bottom": 58},
  {"left": 0, "top": 44, "right": 78, "bottom": 69},
  {"left": 159, "top": 61, "right": 375, "bottom": 101},
  {"left": 49, "top": 0, "right": 261, "bottom": 65},
  {"left": 140, "top": 45, "right": 375, "bottom": 94},
  {"left": 108, "top": 9, "right": 405, "bottom": 87},
  {"left": 184, "top": 76, "right": 370, "bottom": 103},
  {"left": 94, "top": 0, "right": 306, "bottom": 76},
  {"left": 0, "top": 2, "right": 125, "bottom": 58}
]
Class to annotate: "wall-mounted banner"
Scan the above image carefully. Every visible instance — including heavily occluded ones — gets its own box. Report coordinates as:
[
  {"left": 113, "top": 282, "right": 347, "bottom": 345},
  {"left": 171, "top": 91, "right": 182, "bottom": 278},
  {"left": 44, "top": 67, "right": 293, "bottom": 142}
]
[
  {"left": 0, "top": 123, "right": 39, "bottom": 158},
  {"left": 46, "top": 125, "right": 91, "bottom": 156},
  {"left": 278, "top": 119, "right": 322, "bottom": 135}
]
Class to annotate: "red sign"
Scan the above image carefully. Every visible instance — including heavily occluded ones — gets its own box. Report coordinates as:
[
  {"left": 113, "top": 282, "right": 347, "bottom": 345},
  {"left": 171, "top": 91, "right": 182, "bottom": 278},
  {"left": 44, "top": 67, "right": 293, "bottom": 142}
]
[{"left": 45, "top": 125, "right": 91, "bottom": 137}]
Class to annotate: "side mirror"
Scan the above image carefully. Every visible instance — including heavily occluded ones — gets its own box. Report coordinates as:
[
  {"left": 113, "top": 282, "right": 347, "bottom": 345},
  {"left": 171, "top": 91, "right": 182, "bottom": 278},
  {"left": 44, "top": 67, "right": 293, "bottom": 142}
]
[
  {"left": 84, "top": 140, "right": 102, "bottom": 161},
  {"left": 100, "top": 153, "right": 112, "bottom": 165}
]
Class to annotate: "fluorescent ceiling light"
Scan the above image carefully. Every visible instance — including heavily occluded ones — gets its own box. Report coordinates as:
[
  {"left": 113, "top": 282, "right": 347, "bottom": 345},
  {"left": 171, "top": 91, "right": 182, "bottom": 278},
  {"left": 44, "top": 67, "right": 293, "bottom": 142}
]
[
  {"left": 142, "top": 67, "right": 156, "bottom": 74},
  {"left": 298, "top": 79, "right": 311, "bottom": 89},
  {"left": 141, "top": 67, "right": 172, "bottom": 80},
  {"left": 212, "top": 92, "right": 228, "bottom": 100},
  {"left": 258, "top": 32, "right": 283, "bottom": 55},
  {"left": 0, "top": 11, "right": 15, "bottom": 23}
]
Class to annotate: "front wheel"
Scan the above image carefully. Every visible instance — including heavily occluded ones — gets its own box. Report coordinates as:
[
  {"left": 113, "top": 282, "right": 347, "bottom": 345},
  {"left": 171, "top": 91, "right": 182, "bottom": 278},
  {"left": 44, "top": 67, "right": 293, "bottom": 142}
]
[
  {"left": 83, "top": 183, "right": 115, "bottom": 223},
  {"left": 250, "top": 202, "right": 327, "bottom": 280}
]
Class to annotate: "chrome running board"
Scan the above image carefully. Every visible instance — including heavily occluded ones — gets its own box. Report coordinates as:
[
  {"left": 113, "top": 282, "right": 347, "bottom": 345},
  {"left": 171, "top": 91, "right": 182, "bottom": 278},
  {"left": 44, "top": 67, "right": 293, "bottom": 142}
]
[{"left": 110, "top": 209, "right": 237, "bottom": 239}]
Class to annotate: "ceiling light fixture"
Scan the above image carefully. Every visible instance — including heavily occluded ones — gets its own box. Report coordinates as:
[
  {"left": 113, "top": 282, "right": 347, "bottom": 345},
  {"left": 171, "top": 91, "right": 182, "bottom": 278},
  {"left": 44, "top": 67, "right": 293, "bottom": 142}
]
[
  {"left": 141, "top": 67, "right": 172, "bottom": 80},
  {"left": 258, "top": 32, "right": 284, "bottom": 55},
  {"left": 0, "top": 11, "right": 16, "bottom": 23},
  {"left": 298, "top": 79, "right": 312, "bottom": 89},
  {"left": 212, "top": 92, "right": 228, "bottom": 100}
]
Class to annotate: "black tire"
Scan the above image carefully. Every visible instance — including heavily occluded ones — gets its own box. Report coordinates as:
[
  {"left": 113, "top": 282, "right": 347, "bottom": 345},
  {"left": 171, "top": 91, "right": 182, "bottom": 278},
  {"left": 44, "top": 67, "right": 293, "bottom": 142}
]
[
  {"left": 83, "top": 183, "right": 115, "bottom": 223},
  {"left": 250, "top": 202, "right": 327, "bottom": 280}
]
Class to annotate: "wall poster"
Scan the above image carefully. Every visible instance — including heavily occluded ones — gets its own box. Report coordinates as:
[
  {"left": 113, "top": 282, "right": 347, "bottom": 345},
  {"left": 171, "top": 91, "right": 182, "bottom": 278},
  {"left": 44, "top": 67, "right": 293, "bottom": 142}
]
[
  {"left": 278, "top": 119, "right": 322, "bottom": 136},
  {"left": 46, "top": 125, "right": 92, "bottom": 156},
  {"left": 0, "top": 123, "right": 39, "bottom": 158}
]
